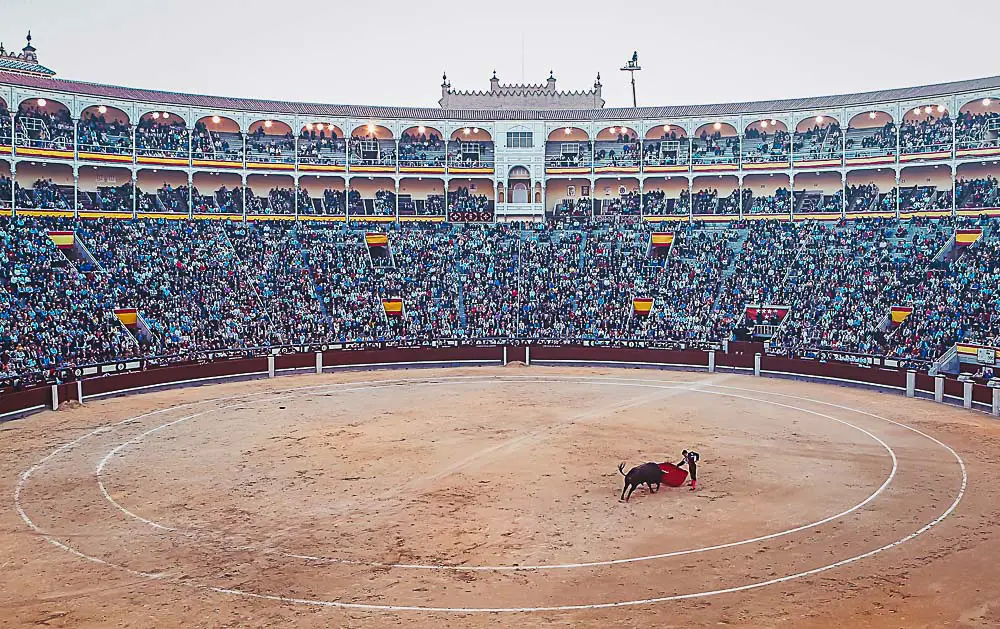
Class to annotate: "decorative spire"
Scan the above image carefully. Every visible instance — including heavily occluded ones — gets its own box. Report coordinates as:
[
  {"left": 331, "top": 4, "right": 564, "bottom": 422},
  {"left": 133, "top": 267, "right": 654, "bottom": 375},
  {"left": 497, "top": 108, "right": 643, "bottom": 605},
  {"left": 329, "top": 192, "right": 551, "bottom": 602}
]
[
  {"left": 548, "top": 69, "right": 555, "bottom": 80},
  {"left": 24, "top": 31, "right": 35, "bottom": 52},
  {"left": 441, "top": 71, "right": 449, "bottom": 88},
  {"left": 492, "top": 69, "right": 497, "bottom": 80},
  {"left": 0, "top": 43, "right": 5, "bottom": 56},
  {"left": 595, "top": 72, "right": 602, "bottom": 87}
]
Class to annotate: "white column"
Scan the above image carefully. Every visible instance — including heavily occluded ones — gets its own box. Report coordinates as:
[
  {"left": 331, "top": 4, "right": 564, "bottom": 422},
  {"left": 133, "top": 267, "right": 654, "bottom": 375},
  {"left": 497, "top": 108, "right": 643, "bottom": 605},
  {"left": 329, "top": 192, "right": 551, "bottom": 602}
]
[
  {"left": 525, "top": 346, "right": 531, "bottom": 366},
  {"left": 76, "top": 380, "right": 84, "bottom": 404},
  {"left": 268, "top": 354, "right": 275, "bottom": 378},
  {"left": 708, "top": 350, "right": 716, "bottom": 373},
  {"left": 906, "top": 370, "right": 916, "bottom": 398},
  {"left": 992, "top": 383, "right": 999, "bottom": 417},
  {"left": 963, "top": 380, "right": 973, "bottom": 409},
  {"left": 315, "top": 351, "right": 323, "bottom": 375},
  {"left": 503, "top": 346, "right": 508, "bottom": 366},
  {"left": 934, "top": 375, "right": 944, "bottom": 403},
  {"left": 754, "top": 353, "right": 761, "bottom": 377},
  {"left": 50, "top": 384, "right": 59, "bottom": 410}
]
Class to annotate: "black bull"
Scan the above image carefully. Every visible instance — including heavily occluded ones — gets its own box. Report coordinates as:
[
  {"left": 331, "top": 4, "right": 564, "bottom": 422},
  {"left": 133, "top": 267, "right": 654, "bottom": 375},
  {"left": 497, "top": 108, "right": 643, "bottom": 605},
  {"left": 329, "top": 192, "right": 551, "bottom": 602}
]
[{"left": 618, "top": 462, "right": 665, "bottom": 501}]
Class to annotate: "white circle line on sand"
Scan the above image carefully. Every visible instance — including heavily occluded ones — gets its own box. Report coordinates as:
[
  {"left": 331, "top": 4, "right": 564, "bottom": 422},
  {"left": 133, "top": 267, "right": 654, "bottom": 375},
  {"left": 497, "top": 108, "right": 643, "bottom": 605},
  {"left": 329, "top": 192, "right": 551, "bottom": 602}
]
[
  {"left": 13, "top": 373, "right": 966, "bottom": 613},
  {"left": 94, "top": 376, "right": 898, "bottom": 571}
]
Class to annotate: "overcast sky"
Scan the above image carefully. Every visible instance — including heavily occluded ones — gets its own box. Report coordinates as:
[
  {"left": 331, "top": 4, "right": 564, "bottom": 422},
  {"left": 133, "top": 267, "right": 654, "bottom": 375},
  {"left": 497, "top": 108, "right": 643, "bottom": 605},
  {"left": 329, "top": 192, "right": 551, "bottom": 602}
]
[{"left": 3, "top": 0, "right": 999, "bottom": 109}]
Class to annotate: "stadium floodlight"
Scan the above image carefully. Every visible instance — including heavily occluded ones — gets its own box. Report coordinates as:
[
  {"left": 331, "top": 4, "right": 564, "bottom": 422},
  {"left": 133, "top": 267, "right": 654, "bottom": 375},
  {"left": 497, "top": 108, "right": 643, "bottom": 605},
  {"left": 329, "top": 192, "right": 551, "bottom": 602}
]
[
  {"left": 983, "top": 99, "right": 992, "bottom": 106},
  {"left": 620, "top": 51, "right": 641, "bottom": 108},
  {"left": 36, "top": 98, "right": 46, "bottom": 107},
  {"left": 98, "top": 105, "right": 107, "bottom": 114},
  {"left": 264, "top": 120, "right": 273, "bottom": 128},
  {"left": 212, "top": 115, "right": 221, "bottom": 124}
]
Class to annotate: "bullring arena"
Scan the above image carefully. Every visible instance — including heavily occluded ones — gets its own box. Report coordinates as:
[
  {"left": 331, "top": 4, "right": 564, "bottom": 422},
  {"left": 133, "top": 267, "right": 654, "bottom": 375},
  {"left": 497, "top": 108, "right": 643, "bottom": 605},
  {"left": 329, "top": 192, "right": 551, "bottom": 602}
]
[{"left": 3, "top": 360, "right": 1000, "bottom": 628}]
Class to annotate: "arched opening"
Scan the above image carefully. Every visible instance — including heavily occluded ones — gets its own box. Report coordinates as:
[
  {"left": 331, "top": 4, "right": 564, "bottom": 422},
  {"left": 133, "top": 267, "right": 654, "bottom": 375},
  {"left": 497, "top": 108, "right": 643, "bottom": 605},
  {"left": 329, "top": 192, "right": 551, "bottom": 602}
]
[
  {"left": 899, "top": 164, "right": 953, "bottom": 214},
  {"left": 545, "top": 127, "right": 591, "bottom": 172},
  {"left": 742, "top": 119, "right": 789, "bottom": 165},
  {"left": 692, "top": 122, "right": 738, "bottom": 167},
  {"left": 742, "top": 174, "right": 791, "bottom": 215},
  {"left": 350, "top": 125, "right": 395, "bottom": 170},
  {"left": 15, "top": 98, "right": 73, "bottom": 153},
  {"left": 136, "top": 111, "right": 189, "bottom": 162},
  {"left": 792, "top": 171, "right": 842, "bottom": 215},
  {"left": 447, "top": 178, "right": 494, "bottom": 222},
  {"left": 845, "top": 111, "right": 896, "bottom": 162},
  {"left": 508, "top": 166, "right": 530, "bottom": 204},
  {"left": 643, "top": 176, "right": 689, "bottom": 216},
  {"left": 298, "top": 122, "right": 346, "bottom": 169},
  {"left": 77, "top": 165, "right": 133, "bottom": 214},
  {"left": 247, "top": 173, "right": 295, "bottom": 215},
  {"left": 193, "top": 115, "right": 243, "bottom": 163},
  {"left": 136, "top": 168, "right": 189, "bottom": 215},
  {"left": 900, "top": 104, "right": 952, "bottom": 156},
  {"left": 545, "top": 177, "right": 590, "bottom": 219},
  {"left": 644, "top": 124, "right": 689, "bottom": 168},
  {"left": 957, "top": 97, "right": 1000, "bottom": 153},
  {"left": 846, "top": 168, "right": 896, "bottom": 215},
  {"left": 0, "top": 160, "right": 12, "bottom": 210},
  {"left": 956, "top": 161, "right": 1000, "bottom": 213},
  {"left": 398, "top": 177, "right": 445, "bottom": 217},
  {"left": 246, "top": 120, "right": 295, "bottom": 165},
  {"left": 449, "top": 127, "right": 494, "bottom": 171},
  {"left": 192, "top": 171, "right": 242, "bottom": 215},
  {"left": 691, "top": 175, "right": 739, "bottom": 215},
  {"left": 594, "top": 126, "right": 639, "bottom": 170},
  {"left": 349, "top": 177, "right": 395, "bottom": 217},
  {"left": 14, "top": 161, "right": 74, "bottom": 211},
  {"left": 593, "top": 177, "right": 640, "bottom": 219},
  {"left": 793, "top": 115, "right": 842, "bottom": 164},
  {"left": 534, "top": 182, "right": 542, "bottom": 204},
  {"left": 78, "top": 105, "right": 132, "bottom": 156},
  {"left": 298, "top": 176, "right": 345, "bottom": 216},
  {"left": 399, "top": 126, "right": 445, "bottom": 169},
  {"left": 0, "top": 97, "right": 10, "bottom": 149}
]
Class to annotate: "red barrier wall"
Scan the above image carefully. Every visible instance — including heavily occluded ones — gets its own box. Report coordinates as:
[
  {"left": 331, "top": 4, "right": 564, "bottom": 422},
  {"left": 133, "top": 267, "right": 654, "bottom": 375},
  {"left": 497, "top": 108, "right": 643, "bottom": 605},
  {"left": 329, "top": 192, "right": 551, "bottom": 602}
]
[{"left": 1, "top": 347, "right": 993, "bottom": 421}]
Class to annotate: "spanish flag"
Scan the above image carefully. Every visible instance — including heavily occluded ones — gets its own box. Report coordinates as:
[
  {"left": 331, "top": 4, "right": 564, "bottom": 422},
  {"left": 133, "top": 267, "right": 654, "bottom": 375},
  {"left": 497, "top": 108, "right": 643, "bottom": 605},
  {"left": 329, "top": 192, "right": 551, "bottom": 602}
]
[
  {"left": 114, "top": 308, "right": 138, "bottom": 327},
  {"left": 47, "top": 231, "right": 75, "bottom": 249},
  {"left": 633, "top": 298, "right": 654, "bottom": 316},
  {"left": 365, "top": 232, "right": 389, "bottom": 247},
  {"left": 890, "top": 306, "right": 913, "bottom": 325},
  {"left": 650, "top": 233, "right": 674, "bottom": 248},
  {"left": 382, "top": 298, "right": 404, "bottom": 316},
  {"left": 955, "top": 229, "right": 982, "bottom": 247}
]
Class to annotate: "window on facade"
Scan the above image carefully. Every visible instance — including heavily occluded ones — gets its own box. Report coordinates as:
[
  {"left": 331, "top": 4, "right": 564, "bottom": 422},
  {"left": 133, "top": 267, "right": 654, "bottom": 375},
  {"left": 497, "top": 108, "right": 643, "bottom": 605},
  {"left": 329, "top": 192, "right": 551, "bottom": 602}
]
[{"left": 506, "top": 131, "right": 532, "bottom": 148}]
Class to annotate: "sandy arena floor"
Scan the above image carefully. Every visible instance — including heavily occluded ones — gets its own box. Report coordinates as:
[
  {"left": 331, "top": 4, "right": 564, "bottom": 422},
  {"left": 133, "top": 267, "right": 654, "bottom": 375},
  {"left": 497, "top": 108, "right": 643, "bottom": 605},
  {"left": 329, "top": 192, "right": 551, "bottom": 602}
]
[{"left": 1, "top": 366, "right": 999, "bottom": 628}]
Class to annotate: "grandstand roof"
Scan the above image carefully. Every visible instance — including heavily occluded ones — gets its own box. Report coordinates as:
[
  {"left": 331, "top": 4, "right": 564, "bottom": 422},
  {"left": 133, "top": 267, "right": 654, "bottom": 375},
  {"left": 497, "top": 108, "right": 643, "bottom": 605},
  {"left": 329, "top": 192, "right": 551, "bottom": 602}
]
[{"left": 2, "top": 71, "right": 1000, "bottom": 121}]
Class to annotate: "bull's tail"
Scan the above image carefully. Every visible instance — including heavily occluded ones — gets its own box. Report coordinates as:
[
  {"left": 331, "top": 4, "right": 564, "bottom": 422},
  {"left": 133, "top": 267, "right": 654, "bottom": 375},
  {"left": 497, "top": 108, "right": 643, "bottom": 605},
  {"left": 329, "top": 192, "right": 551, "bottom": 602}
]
[{"left": 618, "top": 462, "right": 627, "bottom": 477}]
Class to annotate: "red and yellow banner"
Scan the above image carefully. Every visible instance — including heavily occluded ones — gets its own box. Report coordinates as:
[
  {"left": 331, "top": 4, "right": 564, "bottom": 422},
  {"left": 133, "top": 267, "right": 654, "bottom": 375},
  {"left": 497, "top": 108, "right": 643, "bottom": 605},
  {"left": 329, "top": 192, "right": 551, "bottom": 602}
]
[
  {"left": 46, "top": 231, "right": 74, "bottom": 248},
  {"left": 632, "top": 298, "right": 654, "bottom": 316},
  {"left": 114, "top": 308, "right": 138, "bottom": 327},
  {"left": 382, "top": 298, "right": 404, "bottom": 316},
  {"left": 650, "top": 233, "right": 674, "bottom": 248},
  {"left": 956, "top": 229, "right": 983, "bottom": 246},
  {"left": 365, "top": 232, "right": 389, "bottom": 247},
  {"left": 890, "top": 306, "right": 913, "bottom": 325}
]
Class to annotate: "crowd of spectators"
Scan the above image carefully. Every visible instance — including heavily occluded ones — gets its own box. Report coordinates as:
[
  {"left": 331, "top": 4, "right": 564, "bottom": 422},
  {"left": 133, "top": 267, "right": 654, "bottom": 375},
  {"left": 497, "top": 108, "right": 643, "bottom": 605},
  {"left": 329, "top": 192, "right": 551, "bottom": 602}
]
[
  {"left": 77, "top": 112, "right": 131, "bottom": 155},
  {"left": 398, "top": 132, "right": 445, "bottom": 167},
  {"left": 594, "top": 133, "right": 640, "bottom": 167},
  {"left": 956, "top": 109, "right": 1000, "bottom": 149},
  {"left": 793, "top": 123, "right": 843, "bottom": 160},
  {"left": 742, "top": 128, "right": 790, "bottom": 163},
  {"left": 135, "top": 117, "right": 188, "bottom": 158},
  {"left": 15, "top": 178, "right": 72, "bottom": 210},
  {"left": 246, "top": 127, "right": 295, "bottom": 163},
  {"left": 956, "top": 177, "right": 999, "bottom": 210},
  {"left": 900, "top": 114, "right": 953, "bottom": 154},
  {"left": 546, "top": 141, "right": 592, "bottom": 168},
  {"left": 742, "top": 187, "right": 791, "bottom": 215},
  {"left": 845, "top": 121, "right": 896, "bottom": 157},
  {"left": 16, "top": 106, "right": 73, "bottom": 150},
  {"left": 899, "top": 186, "right": 952, "bottom": 212},
  {"left": 1, "top": 213, "right": 998, "bottom": 382},
  {"left": 692, "top": 130, "right": 739, "bottom": 163},
  {"left": 192, "top": 122, "right": 243, "bottom": 162},
  {"left": 0, "top": 175, "right": 12, "bottom": 208}
]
